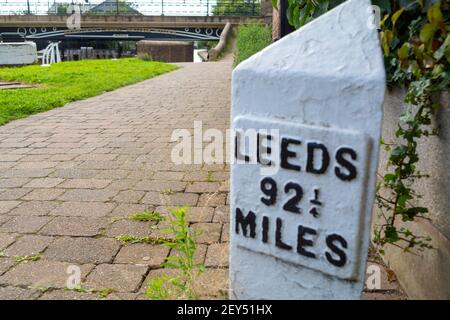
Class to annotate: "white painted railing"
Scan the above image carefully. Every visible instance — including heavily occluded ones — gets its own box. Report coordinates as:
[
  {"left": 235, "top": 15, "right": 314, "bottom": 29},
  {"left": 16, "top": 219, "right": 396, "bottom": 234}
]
[{"left": 41, "top": 42, "right": 61, "bottom": 66}]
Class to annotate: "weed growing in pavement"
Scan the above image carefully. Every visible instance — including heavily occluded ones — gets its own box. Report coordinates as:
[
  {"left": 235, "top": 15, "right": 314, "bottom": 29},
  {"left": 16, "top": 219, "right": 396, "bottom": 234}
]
[
  {"left": 128, "top": 210, "right": 164, "bottom": 223},
  {"left": 114, "top": 234, "right": 167, "bottom": 245},
  {"left": 12, "top": 253, "right": 42, "bottom": 263},
  {"left": 146, "top": 206, "right": 205, "bottom": 300}
]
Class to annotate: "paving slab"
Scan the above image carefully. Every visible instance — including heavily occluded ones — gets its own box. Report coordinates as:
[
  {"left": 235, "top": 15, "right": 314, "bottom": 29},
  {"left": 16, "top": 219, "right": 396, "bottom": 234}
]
[
  {"left": 49, "top": 202, "right": 116, "bottom": 217},
  {"left": 0, "top": 260, "right": 94, "bottom": 289},
  {"left": 205, "top": 243, "right": 229, "bottom": 267},
  {"left": 0, "top": 286, "right": 41, "bottom": 300},
  {"left": 44, "top": 237, "right": 121, "bottom": 264},
  {"left": 0, "top": 233, "right": 17, "bottom": 250},
  {"left": 8, "top": 201, "right": 59, "bottom": 216},
  {"left": 191, "top": 223, "right": 222, "bottom": 244},
  {"left": 39, "top": 289, "right": 98, "bottom": 300},
  {"left": 141, "top": 191, "right": 199, "bottom": 206},
  {"left": 0, "top": 258, "right": 16, "bottom": 276},
  {"left": 106, "top": 219, "right": 153, "bottom": 238},
  {"left": 84, "top": 263, "right": 148, "bottom": 292},
  {"left": 0, "top": 201, "right": 21, "bottom": 214},
  {"left": 0, "top": 216, "right": 52, "bottom": 233},
  {"left": 39, "top": 217, "right": 106, "bottom": 237},
  {"left": 114, "top": 243, "right": 170, "bottom": 267},
  {"left": 4, "top": 235, "right": 54, "bottom": 257}
]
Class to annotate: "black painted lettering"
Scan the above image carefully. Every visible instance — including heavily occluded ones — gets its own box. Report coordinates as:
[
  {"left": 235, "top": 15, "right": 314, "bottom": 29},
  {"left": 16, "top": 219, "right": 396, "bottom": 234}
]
[
  {"left": 335, "top": 147, "right": 358, "bottom": 181},
  {"left": 235, "top": 132, "right": 250, "bottom": 163},
  {"left": 325, "top": 234, "right": 348, "bottom": 267},
  {"left": 297, "top": 226, "right": 317, "bottom": 258},
  {"left": 283, "top": 182, "right": 303, "bottom": 214},
  {"left": 260, "top": 177, "right": 277, "bottom": 206},
  {"left": 275, "top": 218, "right": 292, "bottom": 251},
  {"left": 257, "top": 133, "right": 272, "bottom": 166},
  {"left": 280, "top": 138, "right": 301, "bottom": 171},
  {"left": 262, "top": 216, "right": 269, "bottom": 243},
  {"left": 306, "top": 142, "right": 330, "bottom": 174},
  {"left": 235, "top": 208, "right": 256, "bottom": 238}
]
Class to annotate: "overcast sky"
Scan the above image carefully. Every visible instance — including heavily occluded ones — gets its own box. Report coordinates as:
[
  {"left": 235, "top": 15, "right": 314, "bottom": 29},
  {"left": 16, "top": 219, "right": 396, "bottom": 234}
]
[{"left": 0, "top": 0, "right": 218, "bottom": 15}]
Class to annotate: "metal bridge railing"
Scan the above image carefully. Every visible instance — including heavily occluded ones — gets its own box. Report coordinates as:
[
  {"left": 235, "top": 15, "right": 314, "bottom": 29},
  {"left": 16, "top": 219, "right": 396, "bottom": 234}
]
[{"left": 0, "top": 0, "right": 262, "bottom": 17}]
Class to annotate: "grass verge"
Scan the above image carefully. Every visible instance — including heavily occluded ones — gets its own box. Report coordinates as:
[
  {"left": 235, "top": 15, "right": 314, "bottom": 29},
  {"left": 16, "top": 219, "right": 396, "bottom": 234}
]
[
  {"left": 234, "top": 22, "right": 272, "bottom": 67},
  {"left": 0, "top": 58, "right": 177, "bottom": 126}
]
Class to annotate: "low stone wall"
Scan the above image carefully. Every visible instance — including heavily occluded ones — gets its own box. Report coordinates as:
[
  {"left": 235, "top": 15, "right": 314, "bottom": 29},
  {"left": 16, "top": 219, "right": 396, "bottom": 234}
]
[
  {"left": 136, "top": 41, "right": 193, "bottom": 63},
  {"left": 0, "top": 42, "right": 37, "bottom": 66},
  {"left": 374, "top": 89, "right": 450, "bottom": 299}
]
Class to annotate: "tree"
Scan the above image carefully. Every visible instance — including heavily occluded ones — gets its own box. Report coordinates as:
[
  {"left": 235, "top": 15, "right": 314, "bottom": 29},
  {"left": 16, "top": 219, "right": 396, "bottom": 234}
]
[{"left": 212, "top": 0, "right": 260, "bottom": 16}]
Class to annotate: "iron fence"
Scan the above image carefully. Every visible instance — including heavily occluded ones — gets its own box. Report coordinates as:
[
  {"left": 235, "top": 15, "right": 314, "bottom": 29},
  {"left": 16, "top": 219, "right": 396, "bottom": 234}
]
[{"left": 0, "top": 0, "right": 261, "bottom": 16}]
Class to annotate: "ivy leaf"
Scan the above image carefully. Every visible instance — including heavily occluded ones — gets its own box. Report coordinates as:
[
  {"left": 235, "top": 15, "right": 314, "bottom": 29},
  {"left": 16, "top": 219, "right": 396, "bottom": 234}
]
[
  {"left": 385, "top": 226, "right": 399, "bottom": 243},
  {"left": 384, "top": 173, "right": 397, "bottom": 184},
  {"left": 404, "top": 207, "right": 428, "bottom": 221},
  {"left": 420, "top": 23, "right": 437, "bottom": 52},
  {"left": 433, "top": 34, "right": 450, "bottom": 62},
  {"left": 390, "top": 145, "right": 407, "bottom": 163},
  {"left": 392, "top": 8, "right": 405, "bottom": 29},
  {"left": 381, "top": 30, "right": 394, "bottom": 56},
  {"left": 292, "top": 5, "right": 301, "bottom": 29},
  {"left": 398, "top": 193, "right": 412, "bottom": 207},
  {"left": 398, "top": 42, "right": 410, "bottom": 67},
  {"left": 400, "top": 108, "right": 415, "bottom": 124},
  {"left": 427, "top": 2, "right": 443, "bottom": 26}
]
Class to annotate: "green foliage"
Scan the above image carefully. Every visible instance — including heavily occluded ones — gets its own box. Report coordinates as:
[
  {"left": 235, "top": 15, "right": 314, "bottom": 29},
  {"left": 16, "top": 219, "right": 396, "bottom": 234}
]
[
  {"left": 146, "top": 273, "right": 182, "bottom": 300},
  {"left": 146, "top": 207, "right": 205, "bottom": 300},
  {"left": 281, "top": 0, "right": 449, "bottom": 254},
  {"left": 48, "top": 3, "right": 70, "bottom": 15},
  {"left": 375, "top": 0, "right": 448, "bottom": 253},
  {"left": 65, "top": 285, "right": 93, "bottom": 293},
  {"left": 160, "top": 188, "right": 175, "bottom": 195},
  {"left": 212, "top": 0, "right": 261, "bottom": 16},
  {"left": 97, "top": 288, "right": 115, "bottom": 299},
  {"left": 0, "top": 59, "right": 177, "bottom": 126},
  {"left": 114, "top": 234, "right": 168, "bottom": 245},
  {"left": 235, "top": 22, "right": 273, "bottom": 66},
  {"left": 197, "top": 41, "right": 217, "bottom": 50},
  {"left": 12, "top": 253, "right": 42, "bottom": 263},
  {"left": 64, "top": 285, "right": 115, "bottom": 299},
  {"left": 128, "top": 210, "right": 164, "bottom": 222},
  {"left": 283, "top": 0, "right": 341, "bottom": 29}
]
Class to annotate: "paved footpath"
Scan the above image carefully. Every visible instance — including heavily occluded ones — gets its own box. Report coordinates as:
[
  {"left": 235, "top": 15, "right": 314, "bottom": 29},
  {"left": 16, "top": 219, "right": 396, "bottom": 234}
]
[
  {"left": 0, "top": 58, "right": 231, "bottom": 300},
  {"left": 0, "top": 55, "right": 406, "bottom": 300}
]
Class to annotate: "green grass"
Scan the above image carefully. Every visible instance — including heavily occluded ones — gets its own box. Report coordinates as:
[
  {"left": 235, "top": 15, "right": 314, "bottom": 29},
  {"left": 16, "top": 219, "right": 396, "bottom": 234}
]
[
  {"left": 0, "top": 58, "right": 177, "bottom": 126},
  {"left": 234, "top": 22, "right": 272, "bottom": 67}
]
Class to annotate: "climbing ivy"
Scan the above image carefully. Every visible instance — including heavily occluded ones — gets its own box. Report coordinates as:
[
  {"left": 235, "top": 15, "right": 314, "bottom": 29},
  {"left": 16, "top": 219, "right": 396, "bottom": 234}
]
[{"left": 278, "top": 0, "right": 449, "bottom": 254}]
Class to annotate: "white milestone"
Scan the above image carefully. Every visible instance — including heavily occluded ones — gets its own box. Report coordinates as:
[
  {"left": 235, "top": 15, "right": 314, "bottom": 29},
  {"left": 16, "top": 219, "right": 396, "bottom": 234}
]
[{"left": 230, "top": 0, "right": 386, "bottom": 299}]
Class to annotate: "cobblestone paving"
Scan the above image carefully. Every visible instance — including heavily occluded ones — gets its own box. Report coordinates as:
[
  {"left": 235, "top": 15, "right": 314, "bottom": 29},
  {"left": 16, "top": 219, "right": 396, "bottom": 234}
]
[
  {"left": 0, "top": 58, "right": 231, "bottom": 300},
  {"left": 0, "top": 56, "right": 406, "bottom": 300}
]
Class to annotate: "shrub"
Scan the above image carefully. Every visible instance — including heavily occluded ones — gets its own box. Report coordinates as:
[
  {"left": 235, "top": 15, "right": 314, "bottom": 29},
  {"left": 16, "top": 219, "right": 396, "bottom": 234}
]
[{"left": 234, "top": 22, "right": 272, "bottom": 66}]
